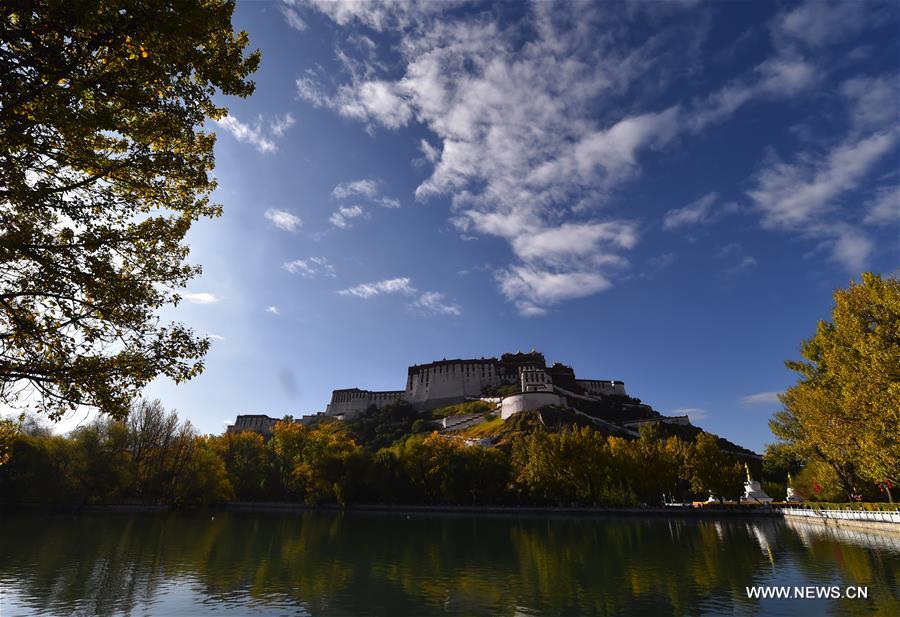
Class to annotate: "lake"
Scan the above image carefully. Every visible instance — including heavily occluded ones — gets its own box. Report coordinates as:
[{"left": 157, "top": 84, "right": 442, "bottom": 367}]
[{"left": 1, "top": 511, "right": 898, "bottom": 616}]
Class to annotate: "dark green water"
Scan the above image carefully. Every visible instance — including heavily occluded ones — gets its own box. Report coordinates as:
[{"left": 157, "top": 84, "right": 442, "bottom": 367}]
[{"left": 1, "top": 511, "right": 898, "bottom": 616}]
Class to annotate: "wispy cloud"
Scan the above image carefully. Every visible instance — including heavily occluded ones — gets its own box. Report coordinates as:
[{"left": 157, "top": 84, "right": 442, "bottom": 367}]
[
  {"left": 300, "top": 0, "right": 894, "bottom": 311},
  {"left": 283, "top": 256, "right": 336, "bottom": 278},
  {"left": 663, "top": 193, "right": 739, "bottom": 230},
  {"left": 724, "top": 255, "right": 758, "bottom": 278},
  {"left": 280, "top": 5, "right": 306, "bottom": 31},
  {"left": 329, "top": 205, "right": 366, "bottom": 228},
  {"left": 672, "top": 407, "right": 708, "bottom": 421},
  {"left": 410, "top": 291, "right": 462, "bottom": 316},
  {"left": 338, "top": 276, "right": 462, "bottom": 316},
  {"left": 332, "top": 178, "right": 402, "bottom": 209},
  {"left": 740, "top": 391, "right": 781, "bottom": 406},
  {"left": 265, "top": 208, "right": 303, "bottom": 232},
  {"left": 265, "top": 305, "right": 280, "bottom": 315},
  {"left": 332, "top": 179, "right": 379, "bottom": 200},
  {"left": 338, "top": 277, "right": 415, "bottom": 299},
  {"left": 747, "top": 130, "right": 897, "bottom": 271},
  {"left": 182, "top": 292, "right": 220, "bottom": 305},
  {"left": 208, "top": 334, "right": 226, "bottom": 342},
  {"left": 863, "top": 185, "right": 900, "bottom": 225},
  {"left": 213, "top": 113, "right": 295, "bottom": 153}
]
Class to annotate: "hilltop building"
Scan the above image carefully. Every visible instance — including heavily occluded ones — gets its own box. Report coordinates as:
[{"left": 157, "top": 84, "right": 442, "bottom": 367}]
[
  {"left": 324, "top": 351, "right": 628, "bottom": 419},
  {"left": 226, "top": 351, "right": 700, "bottom": 441}
]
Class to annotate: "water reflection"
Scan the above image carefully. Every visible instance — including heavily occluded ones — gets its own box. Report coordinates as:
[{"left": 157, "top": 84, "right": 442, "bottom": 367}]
[{"left": 1, "top": 512, "right": 897, "bottom": 616}]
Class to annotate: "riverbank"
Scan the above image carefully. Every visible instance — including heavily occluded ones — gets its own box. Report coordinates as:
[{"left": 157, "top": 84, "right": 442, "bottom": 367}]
[
  {"left": 781, "top": 507, "right": 900, "bottom": 534},
  {"left": 7, "top": 502, "right": 899, "bottom": 529}
]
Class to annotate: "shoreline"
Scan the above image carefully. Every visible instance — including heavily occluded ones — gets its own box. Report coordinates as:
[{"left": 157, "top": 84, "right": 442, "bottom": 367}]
[
  {"left": 5, "top": 502, "right": 898, "bottom": 531},
  {"left": 1, "top": 501, "right": 782, "bottom": 517}
]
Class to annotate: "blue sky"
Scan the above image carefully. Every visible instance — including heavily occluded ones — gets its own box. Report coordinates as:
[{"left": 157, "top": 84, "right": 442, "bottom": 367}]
[{"left": 77, "top": 1, "right": 900, "bottom": 452}]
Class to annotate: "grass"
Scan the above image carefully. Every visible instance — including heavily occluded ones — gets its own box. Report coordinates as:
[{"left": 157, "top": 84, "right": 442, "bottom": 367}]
[
  {"left": 430, "top": 400, "right": 496, "bottom": 419},
  {"left": 458, "top": 417, "right": 505, "bottom": 438}
]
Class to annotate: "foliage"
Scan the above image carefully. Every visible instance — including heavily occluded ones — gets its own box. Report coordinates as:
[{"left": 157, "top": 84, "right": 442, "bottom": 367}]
[
  {"left": 794, "top": 501, "right": 900, "bottom": 512},
  {"left": 683, "top": 432, "right": 744, "bottom": 501},
  {"left": 770, "top": 273, "right": 900, "bottom": 499},
  {"left": 481, "top": 383, "right": 520, "bottom": 397},
  {"left": 0, "top": 0, "right": 258, "bottom": 420},
  {"left": 0, "top": 415, "right": 21, "bottom": 466},
  {"left": 269, "top": 421, "right": 363, "bottom": 505},
  {"left": 4, "top": 400, "right": 850, "bottom": 509},
  {"left": 387, "top": 432, "right": 510, "bottom": 505},
  {"left": 209, "top": 430, "right": 270, "bottom": 500},
  {"left": 345, "top": 401, "right": 420, "bottom": 451},
  {"left": 430, "top": 400, "right": 495, "bottom": 419}
]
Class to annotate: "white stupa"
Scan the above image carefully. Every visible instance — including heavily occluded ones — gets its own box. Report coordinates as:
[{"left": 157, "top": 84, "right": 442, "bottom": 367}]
[
  {"left": 785, "top": 472, "right": 803, "bottom": 503},
  {"left": 741, "top": 464, "right": 773, "bottom": 505}
]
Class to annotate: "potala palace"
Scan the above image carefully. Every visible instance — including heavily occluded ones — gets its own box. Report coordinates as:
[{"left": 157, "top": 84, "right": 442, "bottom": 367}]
[
  {"left": 326, "top": 350, "right": 628, "bottom": 418},
  {"left": 228, "top": 350, "right": 693, "bottom": 438}
]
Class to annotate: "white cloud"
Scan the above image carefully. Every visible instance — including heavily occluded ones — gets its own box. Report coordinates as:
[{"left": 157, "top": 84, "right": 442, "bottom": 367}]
[
  {"left": 740, "top": 391, "right": 781, "bottom": 406},
  {"left": 281, "top": 6, "right": 306, "bottom": 31},
  {"left": 332, "top": 179, "right": 379, "bottom": 199},
  {"left": 672, "top": 407, "right": 708, "bottom": 421},
  {"left": 332, "top": 178, "right": 401, "bottom": 210},
  {"left": 338, "top": 277, "right": 416, "bottom": 298},
  {"left": 337, "top": 80, "right": 413, "bottom": 129},
  {"left": 213, "top": 113, "right": 294, "bottom": 153},
  {"left": 747, "top": 130, "right": 897, "bottom": 270},
  {"left": 663, "top": 193, "right": 739, "bottom": 230},
  {"left": 269, "top": 113, "right": 296, "bottom": 138},
  {"left": 283, "top": 256, "right": 336, "bottom": 278},
  {"left": 329, "top": 205, "right": 366, "bottom": 228},
  {"left": 772, "top": 0, "right": 874, "bottom": 49},
  {"left": 182, "top": 292, "right": 220, "bottom": 305},
  {"left": 208, "top": 334, "right": 226, "bottom": 342},
  {"left": 863, "top": 185, "right": 899, "bottom": 225},
  {"left": 265, "top": 208, "right": 303, "bottom": 232},
  {"left": 497, "top": 266, "right": 611, "bottom": 316},
  {"left": 841, "top": 76, "right": 898, "bottom": 131},
  {"left": 725, "top": 255, "right": 758, "bottom": 278},
  {"left": 303, "top": 1, "right": 889, "bottom": 311},
  {"left": 410, "top": 291, "right": 462, "bottom": 316},
  {"left": 296, "top": 75, "right": 332, "bottom": 107},
  {"left": 265, "top": 306, "right": 280, "bottom": 315}
]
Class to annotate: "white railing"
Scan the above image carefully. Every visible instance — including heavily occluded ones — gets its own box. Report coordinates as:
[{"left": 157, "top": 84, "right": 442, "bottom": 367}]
[{"left": 781, "top": 507, "right": 900, "bottom": 524}]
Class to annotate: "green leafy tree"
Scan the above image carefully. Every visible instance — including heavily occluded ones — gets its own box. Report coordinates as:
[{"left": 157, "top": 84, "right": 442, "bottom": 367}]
[
  {"left": 770, "top": 273, "right": 900, "bottom": 500},
  {"left": 0, "top": 1, "right": 259, "bottom": 420}
]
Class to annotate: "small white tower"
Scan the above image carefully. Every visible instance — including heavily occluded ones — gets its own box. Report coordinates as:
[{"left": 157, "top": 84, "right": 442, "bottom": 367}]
[
  {"left": 785, "top": 472, "right": 803, "bottom": 503},
  {"left": 741, "top": 463, "right": 773, "bottom": 504}
]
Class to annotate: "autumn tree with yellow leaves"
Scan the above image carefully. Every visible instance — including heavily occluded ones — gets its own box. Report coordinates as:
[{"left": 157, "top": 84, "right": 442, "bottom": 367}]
[
  {"left": 770, "top": 273, "right": 900, "bottom": 501},
  {"left": 0, "top": 1, "right": 259, "bottom": 420}
]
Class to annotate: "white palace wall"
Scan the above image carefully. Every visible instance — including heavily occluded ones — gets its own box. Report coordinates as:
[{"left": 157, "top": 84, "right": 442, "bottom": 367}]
[
  {"left": 405, "top": 361, "right": 508, "bottom": 410},
  {"left": 501, "top": 392, "right": 563, "bottom": 419},
  {"left": 325, "top": 388, "right": 404, "bottom": 419}
]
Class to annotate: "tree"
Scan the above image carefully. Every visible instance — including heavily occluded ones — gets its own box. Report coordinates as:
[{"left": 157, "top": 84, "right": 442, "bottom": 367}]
[
  {"left": 210, "top": 430, "right": 268, "bottom": 500},
  {"left": 683, "top": 432, "right": 743, "bottom": 501},
  {"left": 0, "top": 415, "right": 20, "bottom": 466},
  {"left": 770, "top": 273, "right": 900, "bottom": 500},
  {"left": 0, "top": 1, "right": 259, "bottom": 420}
]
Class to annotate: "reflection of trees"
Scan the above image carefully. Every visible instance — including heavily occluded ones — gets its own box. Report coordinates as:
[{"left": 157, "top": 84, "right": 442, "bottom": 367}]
[{"left": 1, "top": 513, "right": 898, "bottom": 616}]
